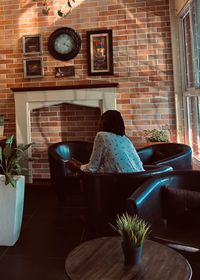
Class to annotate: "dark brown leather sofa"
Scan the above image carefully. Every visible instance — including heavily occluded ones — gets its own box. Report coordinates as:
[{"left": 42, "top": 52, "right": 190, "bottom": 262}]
[
  {"left": 137, "top": 143, "right": 192, "bottom": 170},
  {"left": 48, "top": 140, "right": 93, "bottom": 200},
  {"left": 81, "top": 165, "right": 173, "bottom": 237},
  {"left": 127, "top": 170, "right": 200, "bottom": 249}
]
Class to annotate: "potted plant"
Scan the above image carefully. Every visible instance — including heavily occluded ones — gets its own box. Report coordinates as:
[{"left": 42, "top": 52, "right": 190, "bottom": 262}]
[
  {"left": 111, "top": 213, "right": 150, "bottom": 266},
  {"left": 143, "top": 129, "right": 169, "bottom": 143},
  {"left": 0, "top": 135, "right": 33, "bottom": 246}
]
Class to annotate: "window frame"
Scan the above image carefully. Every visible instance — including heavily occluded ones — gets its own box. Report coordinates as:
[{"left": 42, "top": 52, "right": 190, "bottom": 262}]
[{"left": 179, "top": 0, "right": 200, "bottom": 160}]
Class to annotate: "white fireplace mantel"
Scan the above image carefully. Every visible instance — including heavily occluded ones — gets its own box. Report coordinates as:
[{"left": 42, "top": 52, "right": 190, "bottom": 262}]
[{"left": 11, "top": 83, "right": 118, "bottom": 145}]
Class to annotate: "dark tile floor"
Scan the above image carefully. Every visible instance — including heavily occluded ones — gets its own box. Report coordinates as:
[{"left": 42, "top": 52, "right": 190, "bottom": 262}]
[
  {"left": 0, "top": 182, "right": 199, "bottom": 280},
  {"left": 0, "top": 183, "right": 87, "bottom": 280}
]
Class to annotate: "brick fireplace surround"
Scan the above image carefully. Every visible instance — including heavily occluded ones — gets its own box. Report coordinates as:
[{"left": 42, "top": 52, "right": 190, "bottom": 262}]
[{"left": 12, "top": 83, "right": 118, "bottom": 182}]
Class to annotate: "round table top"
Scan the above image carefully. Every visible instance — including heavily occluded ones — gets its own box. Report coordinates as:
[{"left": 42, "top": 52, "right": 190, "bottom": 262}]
[{"left": 65, "top": 236, "right": 192, "bottom": 280}]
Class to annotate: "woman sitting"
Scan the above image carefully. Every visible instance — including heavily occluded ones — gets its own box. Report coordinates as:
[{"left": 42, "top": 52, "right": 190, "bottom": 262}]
[{"left": 67, "top": 110, "right": 144, "bottom": 173}]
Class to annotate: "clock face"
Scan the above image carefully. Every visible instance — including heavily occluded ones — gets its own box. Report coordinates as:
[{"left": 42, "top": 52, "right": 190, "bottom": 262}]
[
  {"left": 54, "top": 34, "right": 74, "bottom": 54},
  {"left": 48, "top": 27, "right": 81, "bottom": 61}
]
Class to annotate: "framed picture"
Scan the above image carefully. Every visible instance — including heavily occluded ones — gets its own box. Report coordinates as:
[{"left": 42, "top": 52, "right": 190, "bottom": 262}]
[
  {"left": 23, "top": 58, "right": 44, "bottom": 78},
  {"left": 22, "top": 34, "right": 42, "bottom": 55},
  {"left": 86, "top": 29, "right": 113, "bottom": 76}
]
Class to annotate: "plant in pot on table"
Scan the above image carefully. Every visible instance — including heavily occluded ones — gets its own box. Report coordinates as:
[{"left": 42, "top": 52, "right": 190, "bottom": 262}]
[
  {"left": 111, "top": 212, "right": 151, "bottom": 266},
  {"left": 0, "top": 135, "right": 33, "bottom": 246}
]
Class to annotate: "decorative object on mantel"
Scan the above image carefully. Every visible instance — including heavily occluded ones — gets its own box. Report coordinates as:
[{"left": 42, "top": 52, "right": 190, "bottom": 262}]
[
  {"left": 55, "top": 66, "right": 75, "bottom": 77},
  {"left": 48, "top": 27, "right": 81, "bottom": 61},
  {"left": 111, "top": 213, "right": 151, "bottom": 266},
  {"left": 23, "top": 57, "right": 44, "bottom": 79},
  {"left": 0, "top": 135, "right": 33, "bottom": 245},
  {"left": 22, "top": 34, "right": 42, "bottom": 55},
  {"left": 86, "top": 29, "right": 113, "bottom": 76},
  {"left": 32, "top": 0, "right": 77, "bottom": 17},
  {"left": 0, "top": 115, "right": 4, "bottom": 137}
]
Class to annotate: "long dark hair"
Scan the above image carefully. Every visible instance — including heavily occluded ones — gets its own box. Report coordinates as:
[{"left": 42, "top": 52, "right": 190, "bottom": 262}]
[{"left": 98, "top": 110, "right": 125, "bottom": 136}]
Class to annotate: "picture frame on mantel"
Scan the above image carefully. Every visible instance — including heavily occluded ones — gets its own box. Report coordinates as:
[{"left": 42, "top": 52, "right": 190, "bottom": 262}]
[
  {"left": 23, "top": 58, "right": 44, "bottom": 79},
  {"left": 86, "top": 29, "right": 113, "bottom": 76},
  {"left": 22, "top": 34, "right": 42, "bottom": 55}
]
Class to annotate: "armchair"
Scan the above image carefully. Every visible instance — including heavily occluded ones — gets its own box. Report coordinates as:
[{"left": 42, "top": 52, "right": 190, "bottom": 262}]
[
  {"left": 48, "top": 140, "right": 93, "bottom": 200},
  {"left": 127, "top": 170, "right": 200, "bottom": 249},
  {"left": 81, "top": 165, "right": 173, "bottom": 237},
  {"left": 137, "top": 143, "right": 192, "bottom": 170}
]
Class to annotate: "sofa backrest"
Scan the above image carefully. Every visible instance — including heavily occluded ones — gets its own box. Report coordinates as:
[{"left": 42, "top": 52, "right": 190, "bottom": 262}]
[
  {"left": 137, "top": 143, "right": 192, "bottom": 170},
  {"left": 48, "top": 141, "right": 93, "bottom": 163}
]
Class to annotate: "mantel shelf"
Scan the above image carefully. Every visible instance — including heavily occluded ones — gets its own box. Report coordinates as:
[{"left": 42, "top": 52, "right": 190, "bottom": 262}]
[{"left": 11, "top": 83, "right": 119, "bottom": 92}]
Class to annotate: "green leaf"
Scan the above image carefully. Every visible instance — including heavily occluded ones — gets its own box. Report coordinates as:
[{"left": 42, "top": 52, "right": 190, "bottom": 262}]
[
  {"left": 5, "top": 173, "right": 16, "bottom": 188},
  {"left": 17, "top": 143, "right": 32, "bottom": 151},
  {"left": 3, "top": 144, "right": 12, "bottom": 159},
  {"left": 68, "top": 0, "right": 72, "bottom": 8},
  {"left": 0, "top": 147, "right": 2, "bottom": 162},
  {"left": 42, "top": 7, "right": 50, "bottom": 15},
  {"left": 5, "top": 135, "right": 14, "bottom": 145},
  {"left": 57, "top": 10, "right": 64, "bottom": 17}
]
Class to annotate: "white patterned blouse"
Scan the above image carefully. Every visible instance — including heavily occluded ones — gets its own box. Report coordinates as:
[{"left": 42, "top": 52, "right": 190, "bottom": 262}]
[{"left": 80, "top": 131, "right": 144, "bottom": 173}]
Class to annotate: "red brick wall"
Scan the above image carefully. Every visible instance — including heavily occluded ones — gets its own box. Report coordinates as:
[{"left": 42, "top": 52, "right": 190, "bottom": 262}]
[{"left": 0, "top": 0, "right": 176, "bottom": 179}]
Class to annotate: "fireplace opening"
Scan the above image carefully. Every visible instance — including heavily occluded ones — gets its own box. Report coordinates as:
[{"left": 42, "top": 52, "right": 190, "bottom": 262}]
[{"left": 31, "top": 103, "right": 101, "bottom": 179}]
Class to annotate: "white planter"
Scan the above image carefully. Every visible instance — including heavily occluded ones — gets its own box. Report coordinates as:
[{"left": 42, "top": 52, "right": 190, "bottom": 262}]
[{"left": 0, "top": 175, "right": 25, "bottom": 246}]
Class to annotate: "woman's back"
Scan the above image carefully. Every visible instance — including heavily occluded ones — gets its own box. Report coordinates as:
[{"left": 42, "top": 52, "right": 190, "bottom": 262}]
[{"left": 81, "top": 132, "right": 144, "bottom": 173}]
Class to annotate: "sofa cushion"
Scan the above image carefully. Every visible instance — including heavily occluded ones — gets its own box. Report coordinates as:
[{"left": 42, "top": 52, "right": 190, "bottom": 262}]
[{"left": 162, "top": 187, "right": 200, "bottom": 228}]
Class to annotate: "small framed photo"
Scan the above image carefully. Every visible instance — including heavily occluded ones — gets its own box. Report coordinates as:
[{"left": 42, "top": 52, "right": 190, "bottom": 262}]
[
  {"left": 22, "top": 34, "right": 42, "bottom": 55},
  {"left": 86, "top": 29, "right": 113, "bottom": 76},
  {"left": 23, "top": 58, "right": 44, "bottom": 78}
]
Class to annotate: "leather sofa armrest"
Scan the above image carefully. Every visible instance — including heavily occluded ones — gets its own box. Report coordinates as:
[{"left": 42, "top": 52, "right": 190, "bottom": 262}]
[
  {"left": 138, "top": 143, "right": 193, "bottom": 170},
  {"left": 127, "top": 176, "right": 168, "bottom": 228},
  {"left": 48, "top": 152, "right": 72, "bottom": 177},
  {"left": 154, "top": 150, "right": 192, "bottom": 170}
]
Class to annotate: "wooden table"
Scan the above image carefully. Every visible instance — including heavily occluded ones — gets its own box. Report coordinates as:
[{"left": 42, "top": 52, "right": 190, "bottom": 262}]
[{"left": 65, "top": 237, "right": 192, "bottom": 280}]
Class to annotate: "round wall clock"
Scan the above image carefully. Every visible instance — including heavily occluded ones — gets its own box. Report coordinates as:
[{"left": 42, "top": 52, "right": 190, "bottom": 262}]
[{"left": 47, "top": 27, "right": 81, "bottom": 61}]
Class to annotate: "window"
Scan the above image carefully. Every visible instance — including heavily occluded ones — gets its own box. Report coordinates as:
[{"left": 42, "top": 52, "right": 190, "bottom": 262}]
[{"left": 180, "top": 0, "right": 200, "bottom": 160}]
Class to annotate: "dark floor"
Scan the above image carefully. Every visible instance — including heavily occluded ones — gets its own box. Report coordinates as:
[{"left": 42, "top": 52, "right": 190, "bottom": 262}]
[
  {"left": 0, "top": 182, "right": 88, "bottom": 280},
  {"left": 0, "top": 182, "right": 199, "bottom": 280}
]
